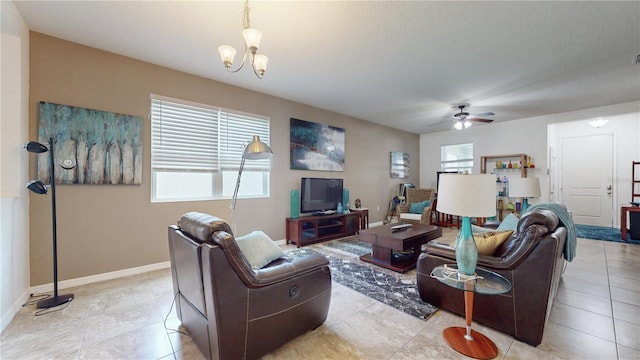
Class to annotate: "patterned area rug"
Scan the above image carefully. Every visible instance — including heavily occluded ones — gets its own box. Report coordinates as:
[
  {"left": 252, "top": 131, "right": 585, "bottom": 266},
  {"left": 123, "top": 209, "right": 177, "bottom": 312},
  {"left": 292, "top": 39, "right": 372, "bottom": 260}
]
[
  {"left": 305, "top": 236, "right": 438, "bottom": 320},
  {"left": 576, "top": 224, "right": 640, "bottom": 245}
]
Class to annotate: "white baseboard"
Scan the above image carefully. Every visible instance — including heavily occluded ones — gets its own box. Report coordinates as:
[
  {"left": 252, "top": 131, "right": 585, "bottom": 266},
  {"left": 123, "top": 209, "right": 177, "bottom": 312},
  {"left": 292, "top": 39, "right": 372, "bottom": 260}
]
[{"left": 29, "top": 261, "right": 171, "bottom": 295}]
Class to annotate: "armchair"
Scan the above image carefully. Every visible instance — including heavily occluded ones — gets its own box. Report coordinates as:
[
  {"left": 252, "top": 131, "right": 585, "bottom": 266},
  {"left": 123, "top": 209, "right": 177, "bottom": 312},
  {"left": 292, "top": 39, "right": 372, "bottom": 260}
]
[
  {"left": 168, "top": 212, "right": 332, "bottom": 360},
  {"left": 397, "top": 188, "right": 435, "bottom": 225}
]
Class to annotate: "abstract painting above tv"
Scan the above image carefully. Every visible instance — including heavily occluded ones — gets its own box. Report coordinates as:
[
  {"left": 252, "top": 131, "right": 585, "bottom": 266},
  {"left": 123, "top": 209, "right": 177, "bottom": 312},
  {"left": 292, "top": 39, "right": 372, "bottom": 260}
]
[{"left": 290, "top": 118, "right": 345, "bottom": 171}]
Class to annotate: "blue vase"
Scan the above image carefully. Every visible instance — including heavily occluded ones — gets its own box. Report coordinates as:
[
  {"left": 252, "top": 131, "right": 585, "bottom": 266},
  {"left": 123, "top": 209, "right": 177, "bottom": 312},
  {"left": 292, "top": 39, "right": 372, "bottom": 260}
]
[
  {"left": 343, "top": 188, "right": 350, "bottom": 209},
  {"left": 455, "top": 216, "right": 478, "bottom": 276},
  {"left": 337, "top": 202, "right": 343, "bottom": 214},
  {"left": 290, "top": 189, "right": 300, "bottom": 219}
]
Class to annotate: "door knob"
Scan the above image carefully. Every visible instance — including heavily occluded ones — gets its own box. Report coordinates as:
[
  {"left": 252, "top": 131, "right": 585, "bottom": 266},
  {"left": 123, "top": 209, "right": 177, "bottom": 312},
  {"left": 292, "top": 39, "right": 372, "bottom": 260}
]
[{"left": 607, "top": 184, "right": 612, "bottom": 195}]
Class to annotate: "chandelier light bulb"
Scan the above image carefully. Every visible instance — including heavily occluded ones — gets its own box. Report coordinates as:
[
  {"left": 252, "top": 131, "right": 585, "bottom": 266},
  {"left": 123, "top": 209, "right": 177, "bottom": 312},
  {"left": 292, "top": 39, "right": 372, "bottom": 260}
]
[
  {"left": 253, "top": 54, "right": 269, "bottom": 75},
  {"left": 218, "top": 45, "right": 237, "bottom": 68},
  {"left": 242, "top": 28, "right": 262, "bottom": 51}
]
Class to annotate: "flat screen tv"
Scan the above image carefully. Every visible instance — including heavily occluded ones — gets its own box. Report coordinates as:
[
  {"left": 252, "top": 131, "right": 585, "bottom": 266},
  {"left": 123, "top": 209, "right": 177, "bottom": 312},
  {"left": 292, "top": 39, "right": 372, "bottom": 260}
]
[{"left": 300, "top": 178, "right": 344, "bottom": 214}]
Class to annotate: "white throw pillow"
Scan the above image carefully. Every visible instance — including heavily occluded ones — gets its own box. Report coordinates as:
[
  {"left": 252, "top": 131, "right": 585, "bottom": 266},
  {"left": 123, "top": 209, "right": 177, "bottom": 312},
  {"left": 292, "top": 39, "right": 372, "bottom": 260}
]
[{"left": 235, "top": 230, "right": 284, "bottom": 270}]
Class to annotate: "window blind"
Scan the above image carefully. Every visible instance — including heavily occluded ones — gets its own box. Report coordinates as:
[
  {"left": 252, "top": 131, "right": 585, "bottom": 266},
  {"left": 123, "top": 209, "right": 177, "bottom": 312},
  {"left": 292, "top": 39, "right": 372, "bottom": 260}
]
[
  {"left": 151, "top": 96, "right": 219, "bottom": 171},
  {"left": 219, "top": 109, "right": 271, "bottom": 171}
]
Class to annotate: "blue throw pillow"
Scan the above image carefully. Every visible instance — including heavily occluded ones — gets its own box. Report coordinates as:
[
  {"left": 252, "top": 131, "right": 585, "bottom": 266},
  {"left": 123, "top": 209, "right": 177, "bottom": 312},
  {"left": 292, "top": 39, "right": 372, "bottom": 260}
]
[
  {"left": 409, "top": 200, "right": 431, "bottom": 214},
  {"left": 497, "top": 213, "right": 520, "bottom": 232}
]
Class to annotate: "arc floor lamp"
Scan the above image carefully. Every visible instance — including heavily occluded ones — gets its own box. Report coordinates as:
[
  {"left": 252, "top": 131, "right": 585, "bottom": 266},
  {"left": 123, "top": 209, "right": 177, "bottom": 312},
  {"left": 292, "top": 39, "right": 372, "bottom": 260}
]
[
  {"left": 229, "top": 135, "right": 273, "bottom": 234},
  {"left": 25, "top": 137, "right": 75, "bottom": 309}
]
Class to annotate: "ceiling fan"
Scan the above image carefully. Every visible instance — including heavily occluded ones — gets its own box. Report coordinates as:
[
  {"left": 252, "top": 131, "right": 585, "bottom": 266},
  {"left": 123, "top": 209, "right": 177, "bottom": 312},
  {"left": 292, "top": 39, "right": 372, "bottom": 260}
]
[{"left": 452, "top": 105, "right": 495, "bottom": 130}]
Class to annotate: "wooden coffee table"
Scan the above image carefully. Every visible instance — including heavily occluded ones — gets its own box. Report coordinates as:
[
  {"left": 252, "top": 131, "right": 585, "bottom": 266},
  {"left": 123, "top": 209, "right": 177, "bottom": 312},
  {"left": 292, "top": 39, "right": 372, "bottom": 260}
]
[{"left": 359, "top": 223, "right": 442, "bottom": 273}]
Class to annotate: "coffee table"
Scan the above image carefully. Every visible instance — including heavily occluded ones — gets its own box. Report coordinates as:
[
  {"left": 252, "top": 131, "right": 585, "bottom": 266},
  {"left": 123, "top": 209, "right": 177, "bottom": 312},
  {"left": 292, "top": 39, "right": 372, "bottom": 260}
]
[
  {"left": 358, "top": 223, "right": 442, "bottom": 273},
  {"left": 431, "top": 265, "right": 512, "bottom": 359}
]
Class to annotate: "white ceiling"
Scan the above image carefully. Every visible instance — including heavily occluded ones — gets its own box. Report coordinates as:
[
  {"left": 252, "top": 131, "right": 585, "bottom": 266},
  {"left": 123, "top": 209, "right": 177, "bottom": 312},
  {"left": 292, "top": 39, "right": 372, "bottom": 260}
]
[{"left": 14, "top": 1, "right": 640, "bottom": 134}]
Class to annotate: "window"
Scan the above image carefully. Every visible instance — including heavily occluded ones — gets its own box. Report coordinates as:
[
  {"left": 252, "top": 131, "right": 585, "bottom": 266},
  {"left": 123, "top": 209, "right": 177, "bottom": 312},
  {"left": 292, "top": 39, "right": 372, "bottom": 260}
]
[
  {"left": 150, "top": 95, "right": 270, "bottom": 202},
  {"left": 441, "top": 143, "right": 473, "bottom": 174}
]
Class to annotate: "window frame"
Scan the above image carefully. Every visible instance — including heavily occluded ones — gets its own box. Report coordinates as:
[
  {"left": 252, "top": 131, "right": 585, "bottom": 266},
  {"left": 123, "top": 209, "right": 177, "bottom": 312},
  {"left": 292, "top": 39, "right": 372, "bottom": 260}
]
[
  {"left": 440, "top": 142, "right": 474, "bottom": 174},
  {"left": 150, "top": 94, "right": 271, "bottom": 203}
]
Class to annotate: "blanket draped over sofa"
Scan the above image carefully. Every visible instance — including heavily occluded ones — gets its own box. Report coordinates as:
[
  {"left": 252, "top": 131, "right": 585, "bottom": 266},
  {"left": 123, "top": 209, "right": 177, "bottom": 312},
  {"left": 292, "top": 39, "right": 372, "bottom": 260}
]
[{"left": 524, "top": 202, "right": 576, "bottom": 262}]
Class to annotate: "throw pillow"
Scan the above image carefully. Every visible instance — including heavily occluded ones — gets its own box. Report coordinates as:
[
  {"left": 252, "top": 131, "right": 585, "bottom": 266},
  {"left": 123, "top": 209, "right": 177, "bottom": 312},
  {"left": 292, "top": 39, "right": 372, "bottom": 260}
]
[
  {"left": 235, "top": 230, "right": 284, "bottom": 270},
  {"left": 473, "top": 230, "right": 514, "bottom": 256},
  {"left": 448, "top": 230, "right": 513, "bottom": 256},
  {"left": 409, "top": 200, "right": 432, "bottom": 214},
  {"left": 471, "top": 224, "right": 494, "bottom": 233},
  {"left": 497, "top": 213, "right": 520, "bottom": 232}
]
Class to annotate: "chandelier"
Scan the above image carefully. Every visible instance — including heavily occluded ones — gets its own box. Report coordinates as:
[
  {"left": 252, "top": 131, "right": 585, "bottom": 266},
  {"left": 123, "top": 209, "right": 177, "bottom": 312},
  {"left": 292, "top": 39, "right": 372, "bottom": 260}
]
[{"left": 218, "top": 0, "right": 268, "bottom": 79}]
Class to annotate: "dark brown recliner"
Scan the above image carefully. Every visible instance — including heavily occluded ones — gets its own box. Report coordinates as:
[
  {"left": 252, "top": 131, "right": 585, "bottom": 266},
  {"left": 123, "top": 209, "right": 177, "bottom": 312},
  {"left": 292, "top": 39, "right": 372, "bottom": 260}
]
[
  {"left": 168, "top": 212, "right": 332, "bottom": 360},
  {"left": 417, "top": 209, "right": 567, "bottom": 346}
]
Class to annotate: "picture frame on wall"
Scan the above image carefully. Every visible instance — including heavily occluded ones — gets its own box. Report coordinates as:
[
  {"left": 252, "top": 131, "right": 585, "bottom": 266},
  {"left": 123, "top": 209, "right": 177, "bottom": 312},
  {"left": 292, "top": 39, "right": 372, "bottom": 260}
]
[
  {"left": 290, "top": 118, "right": 345, "bottom": 171},
  {"left": 390, "top": 152, "right": 409, "bottom": 178}
]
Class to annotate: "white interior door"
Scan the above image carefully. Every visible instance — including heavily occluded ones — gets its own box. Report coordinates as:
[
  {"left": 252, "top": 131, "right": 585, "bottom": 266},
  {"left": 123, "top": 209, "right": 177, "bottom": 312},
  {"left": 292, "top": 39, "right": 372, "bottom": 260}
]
[{"left": 560, "top": 134, "right": 613, "bottom": 226}]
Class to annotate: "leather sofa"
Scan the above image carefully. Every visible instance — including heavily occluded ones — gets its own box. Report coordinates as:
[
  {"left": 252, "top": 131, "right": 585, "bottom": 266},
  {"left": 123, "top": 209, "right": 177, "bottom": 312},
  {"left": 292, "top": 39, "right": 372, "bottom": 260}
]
[
  {"left": 168, "top": 212, "right": 332, "bottom": 360},
  {"left": 416, "top": 208, "right": 567, "bottom": 346}
]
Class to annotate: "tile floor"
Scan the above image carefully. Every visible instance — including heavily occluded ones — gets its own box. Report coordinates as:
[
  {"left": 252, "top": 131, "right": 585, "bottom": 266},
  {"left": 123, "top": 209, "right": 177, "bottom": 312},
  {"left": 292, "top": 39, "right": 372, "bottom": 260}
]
[{"left": 1, "top": 234, "right": 638, "bottom": 360}]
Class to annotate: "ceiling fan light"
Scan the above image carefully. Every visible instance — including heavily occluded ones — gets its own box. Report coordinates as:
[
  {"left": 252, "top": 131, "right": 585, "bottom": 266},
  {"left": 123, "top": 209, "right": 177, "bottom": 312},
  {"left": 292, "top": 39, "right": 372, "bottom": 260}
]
[
  {"left": 218, "top": 45, "right": 237, "bottom": 68},
  {"left": 464, "top": 120, "right": 472, "bottom": 129},
  {"left": 454, "top": 121, "right": 464, "bottom": 130},
  {"left": 242, "top": 28, "right": 262, "bottom": 51}
]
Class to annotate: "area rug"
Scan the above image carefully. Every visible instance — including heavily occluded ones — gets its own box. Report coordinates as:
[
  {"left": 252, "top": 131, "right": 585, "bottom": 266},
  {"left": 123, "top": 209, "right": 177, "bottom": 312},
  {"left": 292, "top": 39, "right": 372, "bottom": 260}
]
[
  {"left": 305, "top": 236, "right": 438, "bottom": 321},
  {"left": 576, "top": 224, "right": 640, "bottom": 245}
]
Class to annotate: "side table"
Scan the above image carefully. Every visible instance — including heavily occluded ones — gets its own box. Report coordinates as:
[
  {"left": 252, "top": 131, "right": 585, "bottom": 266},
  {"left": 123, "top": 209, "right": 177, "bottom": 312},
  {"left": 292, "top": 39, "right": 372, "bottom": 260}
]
[
  {"left": 430, "top": 265, "right": 511, "bottom": 359},
  {"left": 350, "top": 208, "right": 369, "bottom": 231}
]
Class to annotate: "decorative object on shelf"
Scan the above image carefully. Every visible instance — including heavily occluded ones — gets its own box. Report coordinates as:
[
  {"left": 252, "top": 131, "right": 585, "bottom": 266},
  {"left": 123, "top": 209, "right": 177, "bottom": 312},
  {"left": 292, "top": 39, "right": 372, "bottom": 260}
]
[
  {"left": 355, "top": 198, "right": 361, "bottom": 208},
  {"left": 436, "top": 174, "right": 496, "bottom": 276},
  {"left": 495, "top": 161, "right": 502, "bottom": 169},
  {"left": 502, "top": 176, "right": 509, "bottom": 197},
  {"left": 290, "top": 189, "right": 300, "bottom": 219},
  {"left": 38, "top": 101, "right": 143, "bottom": 185},
  {"left": 290, "top": 118, "right": 345, "bottom": 171},
  {"left": 337, "top": 202, "right": 343, "bottom": 214},
  {"left": 508, "top": 160, "right": 513, "bottom": 168},
  {"left": 218, "top": 0, "right": 268, "bottom": 78},
  {"left": 515, "top": 202, "right": 522, "bottom": 212},
  {"left": 509, "top": 177, "right": 541, "bottom": 212},
  {"left": 24, "top": 138, "right": 75, "bottom": 309},
  {"left": 506, "top": 202, "right": 515, "bottom": 211},
  {"left": 230, "top": 135, "right": 273, "bottom": 233}
]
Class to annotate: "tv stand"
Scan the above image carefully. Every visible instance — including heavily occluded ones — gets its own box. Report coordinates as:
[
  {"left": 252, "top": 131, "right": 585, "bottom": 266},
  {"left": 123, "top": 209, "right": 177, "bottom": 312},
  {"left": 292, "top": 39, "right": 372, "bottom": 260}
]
[{"left": 286, "top": 213, "right": 359, "bottom": 247}]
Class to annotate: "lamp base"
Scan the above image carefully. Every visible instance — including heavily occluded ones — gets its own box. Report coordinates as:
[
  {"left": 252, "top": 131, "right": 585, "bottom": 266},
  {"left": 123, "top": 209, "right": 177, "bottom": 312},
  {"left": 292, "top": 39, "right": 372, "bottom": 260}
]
[{"left": 37, "top": 293, "right": 74, "bottom": 309}]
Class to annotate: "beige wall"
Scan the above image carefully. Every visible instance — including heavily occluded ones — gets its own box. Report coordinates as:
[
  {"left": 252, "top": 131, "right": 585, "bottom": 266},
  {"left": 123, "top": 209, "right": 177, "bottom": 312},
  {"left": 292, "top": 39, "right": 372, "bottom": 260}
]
[{"left": 28, "top": 32, "right": 419, "bottom": 286}]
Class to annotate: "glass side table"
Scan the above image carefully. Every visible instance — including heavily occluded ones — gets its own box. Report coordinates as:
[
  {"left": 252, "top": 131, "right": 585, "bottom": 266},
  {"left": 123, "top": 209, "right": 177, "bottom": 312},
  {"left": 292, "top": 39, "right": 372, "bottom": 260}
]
[{"left": 430, "top": 264, "right": 512, "bottom": 360}]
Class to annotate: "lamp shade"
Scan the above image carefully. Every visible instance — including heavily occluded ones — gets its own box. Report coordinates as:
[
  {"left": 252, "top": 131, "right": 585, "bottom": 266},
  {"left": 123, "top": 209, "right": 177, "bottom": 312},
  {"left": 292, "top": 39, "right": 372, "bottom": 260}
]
[
  {"left": 509, "top": 177, "right": 541, "bottom": 198},
  {"left": 437, "top": 174, "right": 495, "bottom": 217},
  {"left": 26, "top": 180, "right": 48, "bottom": 194},
  {"left": 24, "top": 141, "right": 48, "bottom": 153},
  {"left": 242, "top": 28, "right": 263, "bottom": 50},
  {"left": 243, "top": 135, "right": 273, "bottom": 160}
]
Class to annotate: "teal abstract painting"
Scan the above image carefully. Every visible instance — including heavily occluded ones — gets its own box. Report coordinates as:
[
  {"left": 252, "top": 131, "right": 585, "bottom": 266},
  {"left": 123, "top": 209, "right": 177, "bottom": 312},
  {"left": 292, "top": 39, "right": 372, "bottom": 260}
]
[{"left": 38, "top": 101, "right": 143, "bottom": 185}]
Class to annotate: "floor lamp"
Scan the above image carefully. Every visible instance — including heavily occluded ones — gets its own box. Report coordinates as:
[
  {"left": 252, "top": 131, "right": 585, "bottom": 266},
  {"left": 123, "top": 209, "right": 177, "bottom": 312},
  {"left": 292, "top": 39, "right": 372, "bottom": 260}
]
[
  {"left": 25, "top": 137, "right": 75, "bottom": 309},
  {"left": 230, "top": 135, "right": 273, "bottom": 234}
]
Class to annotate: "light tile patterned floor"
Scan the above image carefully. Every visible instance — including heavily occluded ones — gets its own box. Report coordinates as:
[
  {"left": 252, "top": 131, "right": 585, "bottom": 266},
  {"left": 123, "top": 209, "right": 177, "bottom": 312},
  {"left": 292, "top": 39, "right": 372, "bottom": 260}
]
[{"left": 2, "top": 231, "right": 639, "bottom": 359}]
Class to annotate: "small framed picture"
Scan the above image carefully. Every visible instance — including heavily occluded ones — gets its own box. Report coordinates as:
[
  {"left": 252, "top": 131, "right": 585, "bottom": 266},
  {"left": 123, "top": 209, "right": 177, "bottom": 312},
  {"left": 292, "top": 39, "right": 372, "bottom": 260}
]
[{"left": 390, "top": 152, "right": 409, "bottom": 178}]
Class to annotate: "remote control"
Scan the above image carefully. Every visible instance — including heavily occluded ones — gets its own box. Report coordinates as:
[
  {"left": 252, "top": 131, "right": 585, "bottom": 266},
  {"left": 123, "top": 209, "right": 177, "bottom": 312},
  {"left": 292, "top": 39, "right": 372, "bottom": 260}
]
[{"left": 391, "top": 224, "right": 412, "bottom": 231}]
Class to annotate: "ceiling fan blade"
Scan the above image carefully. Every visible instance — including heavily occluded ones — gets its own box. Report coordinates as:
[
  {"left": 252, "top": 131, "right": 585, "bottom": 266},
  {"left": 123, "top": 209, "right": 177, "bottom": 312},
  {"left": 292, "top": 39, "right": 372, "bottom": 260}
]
[
  {"left": 472, "top": 112, "right": 495, "bottom": 117},
  {"left": 468, "top": 118, "right": 494, "bottom": 123}
]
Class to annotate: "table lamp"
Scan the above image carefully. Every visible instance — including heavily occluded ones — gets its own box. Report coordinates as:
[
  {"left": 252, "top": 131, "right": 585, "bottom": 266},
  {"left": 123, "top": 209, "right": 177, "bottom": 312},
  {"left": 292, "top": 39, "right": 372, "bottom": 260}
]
[
  {"left": 437, "top": 174, "right": 496, "bottom": 276},
  {"left": 508, "top": 177, "right": 541, "bottom": 212}
]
